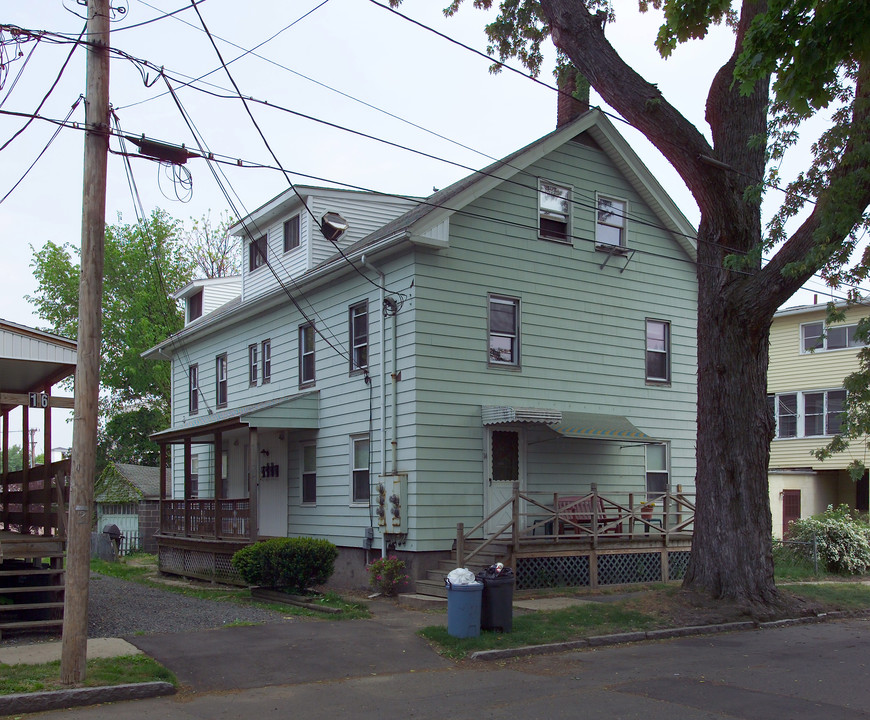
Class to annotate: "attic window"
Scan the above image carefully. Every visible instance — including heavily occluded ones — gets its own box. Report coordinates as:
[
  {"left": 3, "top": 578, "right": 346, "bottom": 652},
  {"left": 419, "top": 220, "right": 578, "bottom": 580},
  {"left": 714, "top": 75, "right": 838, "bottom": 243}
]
[
  {"left": 596, "top": 196, "right": 627, "bottom": 247},
  {"left": 249, "top": 235, "right": 267, "bottom": 272},
  {"left": 188, "top": 290, "right": 203, "bottom": 321},
  {"left": 539, "top": 180, "right": 571, "bottom": 242},
  {"left": 284, "top": 215, "right": 300, "bottom": 252}
]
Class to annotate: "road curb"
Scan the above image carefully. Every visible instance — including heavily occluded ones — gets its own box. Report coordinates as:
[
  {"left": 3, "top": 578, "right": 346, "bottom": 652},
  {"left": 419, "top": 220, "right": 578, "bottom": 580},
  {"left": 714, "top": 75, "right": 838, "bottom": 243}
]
[
  {"left": 0, "top": 681, "right": 176, "bottom": 715},
  {"left": 469, "top": 613, "right": 866, "bottom": 662}
]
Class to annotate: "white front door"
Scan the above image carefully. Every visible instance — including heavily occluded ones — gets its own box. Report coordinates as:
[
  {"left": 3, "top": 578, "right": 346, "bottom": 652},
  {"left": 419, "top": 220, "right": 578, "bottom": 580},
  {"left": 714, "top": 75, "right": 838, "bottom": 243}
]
[
  {"left": 258, "top": 445, "right": 288, "bottom": 537},
  {"left": 484, "top": 428, "right": 525, "bottom": 536}
]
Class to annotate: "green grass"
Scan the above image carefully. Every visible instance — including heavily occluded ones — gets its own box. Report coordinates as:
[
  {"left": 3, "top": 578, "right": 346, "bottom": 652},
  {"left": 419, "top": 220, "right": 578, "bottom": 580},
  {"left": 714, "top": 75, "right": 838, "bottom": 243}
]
[
  {"left": 419, "top": 602, "right": 659, "bottom": 660},
  {"left": 786, "top": 581, "right": 870, "bottom": 609},
  {"left": 0, "top": 655, "right": 175, "bottom": 695},
  {"left": 89, "top": 555, "right": 369, "bottom": 619}
]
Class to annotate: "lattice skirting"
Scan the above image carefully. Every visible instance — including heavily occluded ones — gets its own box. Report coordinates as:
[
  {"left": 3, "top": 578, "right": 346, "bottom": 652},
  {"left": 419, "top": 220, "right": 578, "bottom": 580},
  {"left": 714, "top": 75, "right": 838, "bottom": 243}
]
[
  {"left": 159, "top": 545, "right": 242, "bottom": 584},
  {"left": 516, "top": 549, "right": 692, "bottom": 590}
]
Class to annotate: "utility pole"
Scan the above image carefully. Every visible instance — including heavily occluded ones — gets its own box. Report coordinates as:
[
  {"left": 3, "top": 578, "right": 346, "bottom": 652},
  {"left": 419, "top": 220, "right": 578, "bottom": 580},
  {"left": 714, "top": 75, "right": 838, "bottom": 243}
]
[
  {"left": 29, "top": 427, "right": 37, "bottom": 468},
  {"left": 61, "top": 0, "right": 109, "bottom": 685}
]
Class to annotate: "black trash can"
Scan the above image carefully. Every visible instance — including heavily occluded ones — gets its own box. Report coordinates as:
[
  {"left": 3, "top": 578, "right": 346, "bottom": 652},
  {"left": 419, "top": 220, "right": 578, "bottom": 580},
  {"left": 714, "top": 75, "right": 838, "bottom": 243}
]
[{"left": 476, "top": 566, "right": 514, "bottom": 632}]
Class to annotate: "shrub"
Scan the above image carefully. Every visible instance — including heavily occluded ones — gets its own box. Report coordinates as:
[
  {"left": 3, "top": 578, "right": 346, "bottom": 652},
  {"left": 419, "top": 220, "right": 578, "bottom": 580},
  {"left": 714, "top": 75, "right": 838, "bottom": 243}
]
[
  {"left": 788, "top": 504, "right": 870, "bottom": 575},
  {"left": 367, "top": 555, "right": 409, "bottom": 596},
  {"left": 232, "top": 537, "right": 338, "bottom": 592}
]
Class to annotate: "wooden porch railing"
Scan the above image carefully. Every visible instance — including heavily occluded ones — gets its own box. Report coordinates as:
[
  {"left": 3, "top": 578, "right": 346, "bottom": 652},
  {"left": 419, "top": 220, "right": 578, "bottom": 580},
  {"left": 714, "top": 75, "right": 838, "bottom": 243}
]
[
  {"left": 0, "top": 460, "right": 70, "bottom": 536},
  {"left": 457, "top": 482, "right": 695, "bottom": 567},
  {"left": 160, "top": 498, "right": 250, "bottom": 540}
]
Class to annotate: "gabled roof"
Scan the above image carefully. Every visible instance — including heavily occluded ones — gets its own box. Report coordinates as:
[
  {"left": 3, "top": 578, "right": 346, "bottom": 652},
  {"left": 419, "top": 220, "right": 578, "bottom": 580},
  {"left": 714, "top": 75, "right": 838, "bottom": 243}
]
[
  {"left": 95, "top": 462, "right": 160, "bottom": 502},
  {"left": 0, "top": 318, "right": 77, "bottom": 404},
  {"left": 342, "top": 107, "right": 697, "bottom": 261}
]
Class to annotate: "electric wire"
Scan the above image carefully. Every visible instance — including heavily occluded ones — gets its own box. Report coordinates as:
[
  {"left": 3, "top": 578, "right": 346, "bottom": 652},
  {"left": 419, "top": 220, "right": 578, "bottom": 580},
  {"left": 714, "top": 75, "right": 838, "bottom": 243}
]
[
  {"left": 111, "top": 0, "right": 208, "bottom": 33},
  {"left": 0, "top": 31, "right": 40, "bottom": 108}
]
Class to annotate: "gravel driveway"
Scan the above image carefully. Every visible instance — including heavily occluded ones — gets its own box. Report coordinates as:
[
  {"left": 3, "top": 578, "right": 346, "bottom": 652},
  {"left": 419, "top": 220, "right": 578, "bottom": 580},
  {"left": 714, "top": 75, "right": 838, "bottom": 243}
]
[{"left": 1, "top": 573, "right": 298, "bottom": 646}]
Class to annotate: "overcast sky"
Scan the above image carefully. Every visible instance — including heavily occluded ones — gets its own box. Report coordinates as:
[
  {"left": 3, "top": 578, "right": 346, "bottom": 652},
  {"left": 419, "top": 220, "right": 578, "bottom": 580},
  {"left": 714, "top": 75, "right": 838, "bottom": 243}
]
[{"left": 0, "top": 0, "right": 845, "bottom": 447}]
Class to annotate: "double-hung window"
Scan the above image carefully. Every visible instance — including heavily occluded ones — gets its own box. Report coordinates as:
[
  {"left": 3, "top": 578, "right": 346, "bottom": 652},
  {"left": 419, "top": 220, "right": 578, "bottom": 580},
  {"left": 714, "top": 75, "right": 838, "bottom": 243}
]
[
  {"left": 283, "top": 215, "right": 300, "bottom": 252},
  {"left": 248, "top": 344, "right": 259, "bottom": 386},
  {"left": 249, "top": 235, "right": 267, "bottom": 271},
  {"left": 645, "top": 443, "right": 669, "bottom": 499},
  {"left": 801, "top": 321, "right": 865, "bottom": 352},
  {"left": 261, "top": 339, "right": 271, "bottom": 383},
  {"left": 645, "top": 319, "right": 670, "bottom": 383},
  {"left": 539, "top": 180, "right": 571, "bottom": 241},
  {"left": 302, "top": 443, "right": 316, "bottom": 504},
  {"left": 188, "top": 364, "right": 199, "bottom": 414},
  {"left": 215, "top": 353, "right": 228, "bottom": 407},
  {"left": 769, "top": 390, "right": 845, "bottom": 438},
  {"left": 596, "top": 196, "right": 627, "bottom": 247},
  {"left": 300, "top": 323, "right": 316, "bottom": 386},
  {"left": 349, "top": 302, "right": 368, "bottom": 374},
  {"left": 488, "top": 295, "right": 520, "bottom": 367},
  {"left": 351, "top": 435, "right": 370, "bottom": 503}
]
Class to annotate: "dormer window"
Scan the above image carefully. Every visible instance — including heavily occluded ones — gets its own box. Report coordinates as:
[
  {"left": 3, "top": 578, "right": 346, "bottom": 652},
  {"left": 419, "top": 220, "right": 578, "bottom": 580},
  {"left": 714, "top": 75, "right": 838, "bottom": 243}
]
[
  {"left": 249, "top": 235, "right": 267, "bottom": 272},
  {"left": 284, "top": 215, "right": 300, "bottom": 252},
  {"left": 188, "top": 289, "right": 203, "bottom": 322}
]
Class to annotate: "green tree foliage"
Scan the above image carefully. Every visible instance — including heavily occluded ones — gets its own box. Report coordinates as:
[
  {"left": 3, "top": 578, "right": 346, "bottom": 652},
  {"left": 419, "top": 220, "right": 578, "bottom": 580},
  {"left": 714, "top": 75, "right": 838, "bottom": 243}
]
[
  {"left": 96, "top": 406, "right": 166, "bottom": 469},
  {"left": 0, "top": 444, "right": 24, "bottom": 472},
  {"left": 406, "top": 0, "right": 870, "bottom": 608},
  {"left": 185, "top": 210, "right": 239, "bottom": 279}
]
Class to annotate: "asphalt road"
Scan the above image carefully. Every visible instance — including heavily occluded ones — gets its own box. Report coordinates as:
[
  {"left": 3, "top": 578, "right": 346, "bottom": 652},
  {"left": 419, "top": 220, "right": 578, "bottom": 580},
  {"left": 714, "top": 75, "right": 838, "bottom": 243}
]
[{"left": 21, "top": 617, "right": 870, "bottom": 720}]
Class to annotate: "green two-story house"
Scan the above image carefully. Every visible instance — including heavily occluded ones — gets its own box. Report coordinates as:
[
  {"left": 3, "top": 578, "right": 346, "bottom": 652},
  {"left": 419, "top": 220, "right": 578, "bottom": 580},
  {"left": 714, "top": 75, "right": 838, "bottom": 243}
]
[{"left": 144, "top": 105, "right": 698, "bottom": 590}]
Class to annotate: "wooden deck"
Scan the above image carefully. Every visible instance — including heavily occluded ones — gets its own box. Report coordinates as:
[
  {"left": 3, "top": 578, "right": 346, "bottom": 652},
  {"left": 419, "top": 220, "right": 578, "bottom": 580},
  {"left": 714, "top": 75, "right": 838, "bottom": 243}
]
[{"left": 0, "top": 461, "right": 70, "bottom": 636}]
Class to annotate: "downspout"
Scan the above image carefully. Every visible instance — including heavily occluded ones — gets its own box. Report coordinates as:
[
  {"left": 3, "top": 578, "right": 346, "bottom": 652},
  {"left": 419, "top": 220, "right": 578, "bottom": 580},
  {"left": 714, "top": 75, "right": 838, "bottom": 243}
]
[{"left": 361, "top": 255, "right": 387, "bottom": 559}]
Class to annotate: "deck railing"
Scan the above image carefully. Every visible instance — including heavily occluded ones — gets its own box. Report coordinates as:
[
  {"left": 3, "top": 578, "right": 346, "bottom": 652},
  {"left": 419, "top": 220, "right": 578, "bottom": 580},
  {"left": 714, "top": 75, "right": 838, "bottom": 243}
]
[
  {"left": 0, "top": 460, "right": 70, "bottom": 536},
  {"left": 160, "top": 498, "right": 250, "bottom": 540},
  {"left": 457, "top": 483, "right": 695, "bottom": 567}
]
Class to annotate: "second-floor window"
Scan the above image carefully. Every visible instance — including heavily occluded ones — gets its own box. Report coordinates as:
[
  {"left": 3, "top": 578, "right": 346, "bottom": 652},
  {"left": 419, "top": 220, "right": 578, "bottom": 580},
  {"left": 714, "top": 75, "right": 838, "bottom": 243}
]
[
  {"left": 645, "top": 319, "right": 670, "bottom": 383},
  {"left": 188, "top": 290, "right": 203, "bottom": 322},
  {"left": 216, "top": 353, "right": 228, "bottom": 407},
  {"left": 189, "top": 364, "right": 199, "bottom": 414},
  {"left": 248, "top": 344, "right": 258, "bottom": 386},
  {"left": 801, "top": 321, "right": 865, "bottom": 353},
  {"left": 262, "top": 339, "right": 271, "bottom": 383},
  {"left": 349, "top": 302, "right": 368, "bottom": 374},
  {"left": 488, "top": 295, "right": 520, "bottom": 366},
  {"left": 769, "top": 389, "right": 846, "bottom": 438},
  {"left": 300, "top": 323, "right": 315, "bottom": 386},
  {"left": 249, "top": 235, "right": 267, "bottom": 272}
]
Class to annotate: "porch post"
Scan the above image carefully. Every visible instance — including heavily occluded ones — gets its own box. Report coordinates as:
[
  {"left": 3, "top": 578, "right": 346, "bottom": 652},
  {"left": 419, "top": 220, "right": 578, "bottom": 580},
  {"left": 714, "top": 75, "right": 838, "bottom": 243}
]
[
  {"left": 184, "top": 438, "right": 192, "bottom": 536},
  {"left": 159, "top": 443, "right": 167, "bottom": 534},
  {"left": 21, "top": 403, "right": 29, "bottom": 532},
  {"left": 44, "top": 387, "right": 52, "bottom": 513},
  {"left": 456, "top": 523, "right": 464, "bottom": 567},
  {"left": 591, "top": 483, "right": 599, "bottom": 549},
  {"left": 1, "top": 410, "right": 7, "bottom": 529},
  {"left": 213, "top": 431, "right": 222, "bottom": 540},
  {"left": 511, "top": 481, "right": 520, "bottom": 569},
  {"left": 248, "top": 426, "right": 259, "bottom": 541}
]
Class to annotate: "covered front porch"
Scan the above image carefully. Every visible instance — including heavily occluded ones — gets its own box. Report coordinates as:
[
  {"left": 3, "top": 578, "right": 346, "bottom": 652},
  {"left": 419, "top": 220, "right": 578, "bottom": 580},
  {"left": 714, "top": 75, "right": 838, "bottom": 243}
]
[{"left": 152, "top": 392, "right": 318, "bottom": 583}]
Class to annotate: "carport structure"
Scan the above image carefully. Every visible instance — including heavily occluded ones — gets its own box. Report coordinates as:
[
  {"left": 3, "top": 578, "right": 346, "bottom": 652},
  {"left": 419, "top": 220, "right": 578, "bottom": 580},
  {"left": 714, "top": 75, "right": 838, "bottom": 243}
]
[{"left": 0, "top": 318, "right": 76, "bottom": 635}]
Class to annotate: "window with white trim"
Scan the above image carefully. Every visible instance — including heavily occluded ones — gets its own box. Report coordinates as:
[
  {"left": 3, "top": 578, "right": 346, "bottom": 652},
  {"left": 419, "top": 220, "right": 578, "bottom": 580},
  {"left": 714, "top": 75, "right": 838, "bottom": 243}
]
[
  {"left": 261, "top": 339, "right": 271, "bottom": 383},
  {"left": 801, "top": 321, "right": 866, "bottom": 353},
  {"left": 538, "top": 180, "right": 571, "bottom": 241},
  {"left": 349, "top": 302, "right": 368, "bottom": 374},
  {"left": 769, "top": 389, "right": 846, "bottom": 438},
  {"left": 188, "top": 290, "right": 203, "bottom": 322},
  {"left": 283, "top": 215, "right": 300, "bottom": 252},
  {"left": 645, "top": 319, "right": 670, "bottom": 383},
  {"left": 645, "top": 443, "right": 669, "bottom": 499},
  {"left": 596, "top": 196, "right": 627, "bottom": 247},
  {"left": 351, "top": 435, "right": 370, "bottom": 503},
  {"left": 488, "top": 295, "right": 520, "bottom": 366},
  {"left": 189, "top": 457, "right": 199, "bottom": 499},
  {"left": 188, "top": 364, "right": 199, "bottom": 414},
  {"left": 300, "top": 323, "right": 315, "bottom": 387},
  {"left": 215, "top": 353, "right": 228, "bottom": 407},
  {"left": 249, "top": 235, "right": 267, "bottom": 271},
  {"left": 248, "top": 343, "right": 258, "bottom": 386},
  {"left": 302, "top": 443, "right": 316, "bottom": 504}
]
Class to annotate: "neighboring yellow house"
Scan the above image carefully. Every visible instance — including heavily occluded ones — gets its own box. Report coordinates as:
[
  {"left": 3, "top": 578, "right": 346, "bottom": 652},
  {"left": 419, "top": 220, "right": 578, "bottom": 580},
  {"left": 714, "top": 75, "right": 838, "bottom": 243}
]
[{"left": 768, "top": 301, "right": 870, "bottom": 537}]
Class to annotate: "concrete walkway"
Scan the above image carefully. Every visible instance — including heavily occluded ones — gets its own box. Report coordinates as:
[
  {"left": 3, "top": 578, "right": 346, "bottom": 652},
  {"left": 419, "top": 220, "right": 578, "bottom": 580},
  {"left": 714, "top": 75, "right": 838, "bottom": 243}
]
[{"left": 0, "top": 637, "right": 142, "bottom": 666}]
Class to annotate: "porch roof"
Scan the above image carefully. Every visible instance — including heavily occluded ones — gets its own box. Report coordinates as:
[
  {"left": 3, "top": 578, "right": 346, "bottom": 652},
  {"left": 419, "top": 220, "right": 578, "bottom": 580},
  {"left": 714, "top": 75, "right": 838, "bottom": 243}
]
[
  {"left": 152, "top": 391, "right": 319, "bottom": 443},
  {"left": 482, "top": 406, "right": 657, "bottom": 443}
]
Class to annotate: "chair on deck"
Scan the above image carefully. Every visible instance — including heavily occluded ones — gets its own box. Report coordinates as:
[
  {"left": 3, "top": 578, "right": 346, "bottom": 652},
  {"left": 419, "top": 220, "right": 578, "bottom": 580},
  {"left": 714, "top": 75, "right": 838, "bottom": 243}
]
[{"left": 557, "top": 495, "right": 623, "bottom": 535}]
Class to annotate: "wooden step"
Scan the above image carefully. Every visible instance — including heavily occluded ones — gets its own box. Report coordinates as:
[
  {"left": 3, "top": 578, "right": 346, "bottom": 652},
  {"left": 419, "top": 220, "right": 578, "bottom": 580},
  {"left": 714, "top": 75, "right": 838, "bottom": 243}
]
[
  {"left": 0, "top": 601, "right": 64, "bottom": 612},
  {"left": 0, "top": 584, "right": 64, "bottom": 595},
  {"left": 414, "top": 578, "right": 448, "bottom": 599},
  {"left": 0, "top": 568, "right": 64, "bottom": 577},
  {"left": 0, "top": 619, "right": 64, "bottom": 631}
]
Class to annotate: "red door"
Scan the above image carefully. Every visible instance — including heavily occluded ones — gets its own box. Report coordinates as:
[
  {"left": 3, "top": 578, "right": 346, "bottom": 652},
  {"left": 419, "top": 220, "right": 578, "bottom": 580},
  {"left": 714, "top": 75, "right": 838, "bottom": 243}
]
[{"left": 782, "top": 490, "right": 801, "bottom": 537}]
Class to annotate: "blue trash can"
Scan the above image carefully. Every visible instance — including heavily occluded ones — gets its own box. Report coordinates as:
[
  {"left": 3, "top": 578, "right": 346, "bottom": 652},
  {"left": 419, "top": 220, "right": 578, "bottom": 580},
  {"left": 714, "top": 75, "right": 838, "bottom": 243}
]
[{"left": 445, "top": 580, "right": 483, "bottom": 638}]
